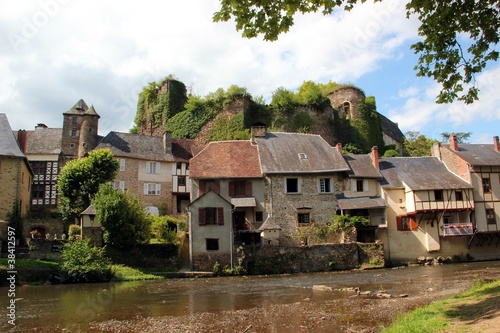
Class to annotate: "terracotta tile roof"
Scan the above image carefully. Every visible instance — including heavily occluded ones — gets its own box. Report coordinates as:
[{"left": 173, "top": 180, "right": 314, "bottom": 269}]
[
  {"left": 189, "top": 140, "right": 262, "bottom": 179},
  {"left": 443, "top": 144, "right": 500, "bottom": 166},
  {"left": 379, "top": 157, "right": 473, "bottom": 190},
  {"left": 256, "top": 132, "right": 350, "bottom": 174},
  {"left": 96, "top": 131, "right": 174, "bottom": 162}
]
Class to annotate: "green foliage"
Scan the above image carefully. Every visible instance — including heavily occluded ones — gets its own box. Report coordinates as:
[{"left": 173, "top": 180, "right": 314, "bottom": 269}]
[
  {"left": 348, "top": 97, "right": 384, "bottom": 153},
  {"left": 342, "top": 143, "right": 363, "bottom": 155},
  {"left": 332, "top": 214, "right": 369, "bottom": 230},
  {"left": 296, "top": 80, "right": 330, "bottom": 109},
  {"left": 214, "top": 0, "right": 500, "bottom": 104},
  {"left": 134, "top": 75, "right": 188, "bottom": 130},
  {"left": 270, "top": 87, "right": 298, "bottom": 116},
  {"left": 404, "top": 131, "right": 438, "bottom": 157},
  {"left": 111, "top": 264, "right": 163, "bottom": 281},
  {"left": 57, "top": 149, "right": 119, "bottom": 223},
  {"left": 383, "top": 149, "right": 400, "bottom": 157},
  {"left": 92, "top": 184, "right": 151, "bottom": 248},
  {"left": 149, "top": 215, "right": 180, "bottom": 244},
  {"left": 68, "top": 224, "right": 81, "bottom": 240},
  {"left": 207, "top": 113, "right": 251, "bottom": 141},
  {"left": 60, "top": 238, "right": 112, "bottom": 283},
  {"left": 440, "top": 131, "right": 472, "bottom": 143}
]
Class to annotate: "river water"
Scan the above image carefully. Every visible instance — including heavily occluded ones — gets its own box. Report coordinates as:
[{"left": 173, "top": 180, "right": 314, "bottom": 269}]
[{"left": 2, "top": 261, "right": 500, "bottom": 332}]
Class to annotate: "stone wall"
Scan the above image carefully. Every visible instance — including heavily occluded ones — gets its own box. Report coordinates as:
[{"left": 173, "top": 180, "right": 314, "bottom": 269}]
[
  {"left": 327, "top": 87, "right": 365, "bottom": 120},
  {"left": 28, "top": 239, "right": 65, "bottom": 260},
  {"left": 22, "top": 217, "right": 65, "bottom": 242},
  {"left": 105, "top": 244, "right": 179, "bottom": 271}
]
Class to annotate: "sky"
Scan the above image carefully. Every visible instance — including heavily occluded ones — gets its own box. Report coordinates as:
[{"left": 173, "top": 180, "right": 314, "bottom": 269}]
[{"left": 1, "top": 0, "right": 499, "bottom": 144}]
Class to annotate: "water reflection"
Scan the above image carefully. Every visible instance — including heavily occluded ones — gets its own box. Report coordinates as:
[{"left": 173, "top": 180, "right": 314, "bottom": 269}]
[{"left": 1, "top": 261, "right": 499, "bottom": 332}]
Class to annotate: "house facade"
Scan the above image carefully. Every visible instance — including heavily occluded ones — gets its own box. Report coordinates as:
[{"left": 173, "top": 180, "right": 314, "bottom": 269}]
[
  {"left": 188, "top": 140, "right": 264, "bottom": 270},
  {"left": 254, "top": 130, "right": 351, "bottom": 246},
  {"left": 0, "top": 114, "right": 33, "bottom": 240},
  {"left": 432, "top": 135, "right": 500, "bottom": 257},
  {"left": 378, "top": 157, "right": 476, "bottom": 264}
]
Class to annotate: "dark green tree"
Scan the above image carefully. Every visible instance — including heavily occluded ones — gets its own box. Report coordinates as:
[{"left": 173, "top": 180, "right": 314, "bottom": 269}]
[
  {"left": 403, "top": 131, "right": 437, "bottom": 156},
  {"left": 58, "top": 149, "right": 119, "bottom": 224},
  {"left": 213, "top": 0, "right": 500, "bottom": 104},
  {"left": 440, "top": 131, "right": 472, "bottom": 143},
  {"left": 92, "top": 184, "right": 151, "bottom": 248}
]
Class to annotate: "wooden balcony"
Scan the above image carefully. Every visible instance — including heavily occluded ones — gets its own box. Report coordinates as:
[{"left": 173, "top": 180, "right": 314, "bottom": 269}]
[{"left": 443, "top": 223, "right": 474, "bottom": 236}]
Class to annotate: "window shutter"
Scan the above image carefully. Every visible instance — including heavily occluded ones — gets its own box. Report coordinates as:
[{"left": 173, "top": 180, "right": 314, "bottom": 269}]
[
  {"left": 199, "top": 180, "right": 205, "bottom": 195},
  {"left": 245, "top": 181, "right": 252, "bottom": 196},
  {"left": 156, "top": 183, "right": 161, "bottom": 195},
  {"left": 120, "top": 159, "right": 126, "bottom": 171},
  {"left": 217, "top": 207, "right": 224, "bottom": 225},
  {"left": 198, "top": 208, "right": 206, "bottom": 226},
  {"left": 214, "top": 180, "right": 220, "bottom": 194},
  {"left": 396, "top": 216, "right": 402, "bottom": 231},
  {"left": 351, "top": 180, "right": 357, "bottom": 192},
  {"left": 156, "top": 162, "right": 160, "bottom": 174},
  {"left": 119, "top": 181, "right": 125, "bottom": 192},
  {"left": 363, "top": 180, "right": 369, "bottom": 192},
  {"left": 143, "top": 183, "right": 148, "bottom": 195},
  {"left": 409, "top": 216, "right": 418, "bottom": 231},
  {"left": 229, "top": 181, "right": 235, "bottom": 196},
  {"left": 146, "top": 161, "right": 151, "bottom": 174}
]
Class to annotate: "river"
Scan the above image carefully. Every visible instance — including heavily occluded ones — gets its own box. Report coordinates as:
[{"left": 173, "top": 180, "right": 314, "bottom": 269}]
[{"left": 1, "top": 261, "right": 500, "bottom": 332}]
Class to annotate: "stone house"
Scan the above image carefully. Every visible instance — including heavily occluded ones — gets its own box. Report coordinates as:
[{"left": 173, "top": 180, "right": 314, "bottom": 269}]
[
  {"left": 339, "top": 147, "right": 386, "bottom": 242},
  {"left": 378, "top": 157, "right": 475, "bottom": 265},
  {"left": 188, "top": 140, "right": 264, "bottom": 270},
  {"left": 0, "top": 114, "right": 33, "bottom": 240},
  {"left": 95, "top": 131, "right": 194, "bottom": 215},
  {"left": 254, "top": 129, "right": 351, "bottom": 246},
  {"left": 432, "top": 135, "right": 500, "bottom": 255}
]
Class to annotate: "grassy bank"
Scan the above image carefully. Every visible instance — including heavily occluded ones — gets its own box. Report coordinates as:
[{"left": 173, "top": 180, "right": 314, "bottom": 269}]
[
  {"left": 381, "top": 278, "right": 500, "bottom": 333},
  {"left": 0, "top": 258, "right": 165, "bottom": 285}
]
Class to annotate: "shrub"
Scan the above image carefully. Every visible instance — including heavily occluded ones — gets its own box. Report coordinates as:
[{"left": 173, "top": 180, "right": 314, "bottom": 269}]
[
  {"left": 68, "top": 224, "right": 81, "bottom": 240},
  {"left": 60, "top": 238, "right": 112, "bottom": 283}
]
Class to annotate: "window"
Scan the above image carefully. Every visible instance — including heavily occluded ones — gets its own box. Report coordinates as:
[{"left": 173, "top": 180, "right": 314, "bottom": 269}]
[
  {"left": 198, "top": 207, "right": 224, "bottom": 226},
  {"left": 482, "top": 178, "right": 491, "bottom": 193},
  {"left": 434, "top": 190, "right": 443, "bottom": 201},
  {"left": 455, "top": 190, "right": 463, "bottom": 201},
  {"left": 72, "top": 116, "right": 77, "bottom": 124},
  {"left": 319, "top": 178, "right": 332, "bottom": 193},
  {"left": 178, "top": 176, "right": 186, "bottom": 186},
  {"left": 113, "top": 181, "right": 125, "bottom": 192},
  {"left": 146, "top": 161, "right": 159, "bottom": 174},
  {"left": 298, "top": 213, "right": 310, "bottom": 224},
  {"left": 256, "top": 211, "right": 263, "bottom": 222},
  {"left": 486, "top": 209, "right": 496, "bottom": 225},
  {"left": 397, "top": 215, "right": 417, "bottom": 231},
  {"left": 176, "top": 162, "right": 182, "bottom": 170},
  {"left": 298, "top": 153, "right": 307, "bottom": 159},
  {"left": 356, "top": 180, "right": 365, "bottom": 192},
  {"left": 120, "top": 159, "right": 126, "bottom": 171},
  {"left": 229, "top": 180, "right": 251, "bottom": 196},
  {"left": 144, "top": 183, "right": 161, "bottom": 195},
  {"left": 286, "top": 178, "right": 299, "bottom": 193},
  {"left": 70, "top": 129, "right": 78, "bottom": 137},
  {"left": 206, "top": 238, "right": 219, "bottom": 251}
]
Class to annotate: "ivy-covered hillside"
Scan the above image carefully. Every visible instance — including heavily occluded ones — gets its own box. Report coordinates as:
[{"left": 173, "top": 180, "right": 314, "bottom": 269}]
[{"left": 130, "top": 75, "right": 391, "bottom": 154}]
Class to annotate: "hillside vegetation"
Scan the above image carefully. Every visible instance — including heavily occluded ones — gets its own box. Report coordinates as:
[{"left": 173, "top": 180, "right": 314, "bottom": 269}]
[{"left": 131, "top": 75, "right": 387, "bottom": 154}]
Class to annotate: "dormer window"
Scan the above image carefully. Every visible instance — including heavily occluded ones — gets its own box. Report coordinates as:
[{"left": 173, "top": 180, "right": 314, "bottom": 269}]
[{"left": 298, "top": 153, "right": 307, "bottom": 159}]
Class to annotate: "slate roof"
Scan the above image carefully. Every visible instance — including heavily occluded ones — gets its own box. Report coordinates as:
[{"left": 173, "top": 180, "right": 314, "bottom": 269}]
[
  {"left": 442, "top": 144, "right": 500, "bottom": 166},
  {"left": 172, "top": 138, "right": 195, "bottom": 162},
  {"left": 256, "top": 132, "right": 350, "bottom": 174},
  {"left": 344, "top": 154, "right": 382, "bottom": 178},
  {"left": 379, "top": 157, "right": 473, "bottom": 190},
  {"left": 95, "top": 132, "right": 175, "bottom": 162},
  {"left": 189, "top": 140, "right": 262, "bottom": 179},
  {"left": 337, "top": 197, "right": 386, "bottom": 210},
  {"left": 25, "top": 128, "right": 62, "bottom": 155},
  {"left": 63, "top": 99, "right": 100, "bottom": 117},
  {"left": 258, "top": 215, "right": 282, "bottom": 231},
  {"left": 379, "top": 113, "right": 405, "bottom": 143},
  {"left": 0, "top": 113, "right": 25, "bottom": 158}
]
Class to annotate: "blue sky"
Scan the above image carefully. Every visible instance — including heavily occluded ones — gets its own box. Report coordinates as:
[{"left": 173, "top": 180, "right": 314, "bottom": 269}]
[{"left": 1, "top": 0, "right": 499, "bottom": 144}]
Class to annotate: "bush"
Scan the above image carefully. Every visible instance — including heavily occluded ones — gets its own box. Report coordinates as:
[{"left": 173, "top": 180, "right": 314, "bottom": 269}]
[
  {"left": 60, "top": 239, "right": 112, "bottom": 283},
  {"left": 68, "top": 224, "right": 81, "bottom": 240}
]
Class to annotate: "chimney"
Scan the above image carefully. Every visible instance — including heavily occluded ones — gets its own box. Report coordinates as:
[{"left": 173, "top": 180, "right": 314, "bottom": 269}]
[
  {"left": 494, "top": 136, "right": 500, "bottom": 152},
  {"left": 431, "top": 142, "right": 442, "bottom": 160},
  {"left": 17, "top": 130, "right": 28, "bottom": 154},
  {"left": 251, "top": 123, "right": 266, "bottom": 144},
  {"left": 449, "top": 134, "right": 458, "bottom": 151},
  {"left": 371, "top": 146, "right": 379, "bottom": 169},
  {"left": 336, "top": 143, "right": 343, "bottom": 154},
  {"left": 163, "top": 131, "right": 172, "bottom": 155}
]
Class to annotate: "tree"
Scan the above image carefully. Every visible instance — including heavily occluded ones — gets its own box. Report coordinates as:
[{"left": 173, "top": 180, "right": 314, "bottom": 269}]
[
  {"left": 60, "top": 238, "right": 112, "bottom": 283},
  {"left": 92, "top": 184, "right": 151, "bottom": 248},
  {"left": 403, "top": 131, "right": 437, "bottom": 156},
  {"left": 440, "top": 131, "right": 472, "bottom": 143},
  {"left": 58, "top": 149, "right": 119, "bottom": 223},
  {"left": 213, "top": 0, "right": 500, "bottom": 104}
]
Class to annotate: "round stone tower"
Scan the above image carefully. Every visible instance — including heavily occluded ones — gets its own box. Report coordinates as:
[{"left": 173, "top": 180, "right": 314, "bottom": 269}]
[{"left": 327, "top": 86, "right": 366, "bottom": 120}]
